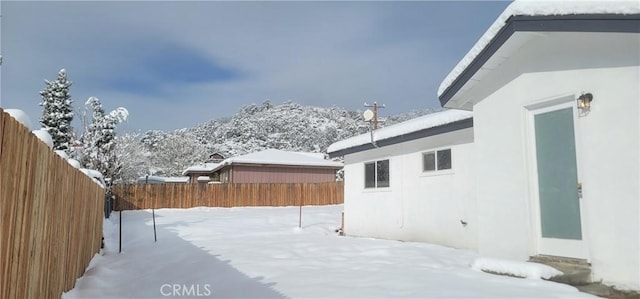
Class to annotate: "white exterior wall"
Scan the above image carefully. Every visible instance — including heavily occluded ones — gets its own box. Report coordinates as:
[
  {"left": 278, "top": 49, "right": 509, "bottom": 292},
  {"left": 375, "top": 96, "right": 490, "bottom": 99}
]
[
  {"left": 339, "top": 31, "right": 638, "bottom": 289},
  {"left": 343, "top": 127, "right": 477, "bottom": 250},
  {"left": 578, "top": 66, "right": 640, "bottom": 289},
  {"left": 471, "top": 32, "right": 639, "bottom": 288}
]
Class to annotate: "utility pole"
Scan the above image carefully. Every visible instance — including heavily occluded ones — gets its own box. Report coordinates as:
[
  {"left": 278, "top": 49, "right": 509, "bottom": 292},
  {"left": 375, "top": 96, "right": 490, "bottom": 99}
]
[{"left": 364, "top": 102, "right": 385, "bottom": 130}]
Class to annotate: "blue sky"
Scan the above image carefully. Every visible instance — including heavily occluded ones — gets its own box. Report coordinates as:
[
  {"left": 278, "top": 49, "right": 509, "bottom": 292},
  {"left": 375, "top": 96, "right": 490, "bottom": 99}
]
[{"left": 1, "top": 1, "right": 511, "bottom": 132}]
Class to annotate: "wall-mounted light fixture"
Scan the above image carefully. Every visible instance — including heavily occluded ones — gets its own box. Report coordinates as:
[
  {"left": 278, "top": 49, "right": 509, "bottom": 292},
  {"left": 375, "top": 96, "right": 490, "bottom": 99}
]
[{"left": 577, "top": 93, "right": 593, "bottom": 111}]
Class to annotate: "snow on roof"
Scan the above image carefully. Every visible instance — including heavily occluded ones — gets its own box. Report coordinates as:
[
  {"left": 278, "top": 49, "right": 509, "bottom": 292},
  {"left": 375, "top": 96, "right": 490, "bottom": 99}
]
[
  {"left": 437, "top": 0, "right": 640, "bottom": 98},
  {"left": 295, "top": 152, "right": 327, "bottom": 160},
  {"left": 197, "top": 176, "right": 211, "bottom": 182},
  {"left": 327, "top": 109, "right": 473, "bottom": 154},
  {"left": 181, "top": 163, "right": 220, "bottom": 175},
  {"left": 163, "top": 177, "right": 191, "bottom": 183},
  {"left": 211, "top": 149, "right": 342, "bottom": 172},
  {"left": 136, "top": 176, "right": 190, "bottom": 184}
]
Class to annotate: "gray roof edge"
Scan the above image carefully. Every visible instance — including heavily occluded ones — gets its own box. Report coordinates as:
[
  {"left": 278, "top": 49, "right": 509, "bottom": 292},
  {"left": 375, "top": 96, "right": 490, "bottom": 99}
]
[
  {"left": 327, "top": 118, "right": 473, "bottom": 158},
  {"left": 211, "top": 160, "right": 343, "bottom": 172},
  {"left": 439, "top": 13, "right": 640, "bottom": 107},
  {"left": 229, "top": 162, "right": 343, "bottom": 169}
]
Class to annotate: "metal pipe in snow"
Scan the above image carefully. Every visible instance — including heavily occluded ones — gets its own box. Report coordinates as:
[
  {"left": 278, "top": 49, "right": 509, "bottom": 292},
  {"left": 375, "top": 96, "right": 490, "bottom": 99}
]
[
  {"left": 119, "top": 210, "right": 122, "bottom": 253},
  {"left": 299, "top": 205, "right": 302, "bottom": 228},
  {"left": 152, "top": 209, "right": 157, "bottom": 242}
]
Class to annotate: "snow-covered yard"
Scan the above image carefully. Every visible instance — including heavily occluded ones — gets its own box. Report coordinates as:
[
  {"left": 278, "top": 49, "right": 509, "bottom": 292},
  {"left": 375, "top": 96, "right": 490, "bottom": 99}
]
[{"left": 63, "top": 205, "right": 594, "bottom": 298}]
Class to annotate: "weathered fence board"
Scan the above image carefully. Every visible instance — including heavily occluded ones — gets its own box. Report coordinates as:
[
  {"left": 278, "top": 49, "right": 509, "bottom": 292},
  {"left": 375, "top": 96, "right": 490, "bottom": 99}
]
[
  {"left": 113, "top": 182, "right": 344, "bottom": 210},
  {"left": 0, "top": 109, "right": 105, "bottom": 298}
]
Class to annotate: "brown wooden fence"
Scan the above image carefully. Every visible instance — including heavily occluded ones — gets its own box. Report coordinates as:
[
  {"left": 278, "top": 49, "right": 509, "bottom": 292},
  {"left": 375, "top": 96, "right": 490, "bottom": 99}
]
[
  {"left": 0, "top": 109, "right": 105, "bottom": 298},
  {"left": 113, "top": 182, "right": 344, "bottom": 210}
]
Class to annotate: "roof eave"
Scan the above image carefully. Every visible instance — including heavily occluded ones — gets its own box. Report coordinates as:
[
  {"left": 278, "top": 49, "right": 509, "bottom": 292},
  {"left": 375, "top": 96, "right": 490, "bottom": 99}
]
[
  {"left": 182, "top": 169, "right": 213, "bottom": 176},
  {"left": 438, "top": 13, "right": 640, "bottom": 108},
  {"left": 227, "top": 162, "right": 343, "bottom": 169},
  {"left": 212, "top": 160, "right": 342, "bottom": 171},
  {"left": 328, "top": 117, "right": 473, "bottom": 158}
]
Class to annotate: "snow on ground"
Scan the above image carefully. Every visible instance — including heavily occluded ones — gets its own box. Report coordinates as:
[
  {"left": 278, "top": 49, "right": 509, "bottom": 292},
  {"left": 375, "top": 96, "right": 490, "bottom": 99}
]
[
  {"left": 471, "top": 257, "right": 563, "bottom": 280},
  {"left": 63, "top": 205, "right": 594, "bottom": 298}
]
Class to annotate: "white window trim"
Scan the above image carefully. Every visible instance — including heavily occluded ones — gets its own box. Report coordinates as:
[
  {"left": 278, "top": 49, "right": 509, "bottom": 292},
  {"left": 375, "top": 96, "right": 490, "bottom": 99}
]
[{"left": 363, "top": 159, "right": 391, "bottom": 190}]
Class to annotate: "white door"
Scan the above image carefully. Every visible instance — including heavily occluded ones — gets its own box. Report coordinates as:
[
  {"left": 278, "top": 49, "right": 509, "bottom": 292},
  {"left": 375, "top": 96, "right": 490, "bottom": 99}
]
[{"left": 530, "top": 102, "right": 587, "bottom": 259}]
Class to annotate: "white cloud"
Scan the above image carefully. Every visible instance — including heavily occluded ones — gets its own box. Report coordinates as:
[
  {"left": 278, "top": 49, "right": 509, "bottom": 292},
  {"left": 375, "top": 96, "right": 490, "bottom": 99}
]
[{"left": 1, "top": 1, "right": 509, "bottom": 131}]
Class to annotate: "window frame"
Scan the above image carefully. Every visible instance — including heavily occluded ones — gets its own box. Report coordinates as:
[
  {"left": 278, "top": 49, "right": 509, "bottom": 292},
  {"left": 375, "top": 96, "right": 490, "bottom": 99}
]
[
  {"left": 364, "top": 159, "right": 390, "bottom": 189},
  {"left": 422, "top": 148, "right": 453, "bottom": 174}
]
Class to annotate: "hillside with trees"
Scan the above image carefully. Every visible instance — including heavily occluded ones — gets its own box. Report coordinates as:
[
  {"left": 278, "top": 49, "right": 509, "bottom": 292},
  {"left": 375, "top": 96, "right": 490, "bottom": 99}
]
[{"left": 116, "top": 101, "right": 440, "bottom": 181}]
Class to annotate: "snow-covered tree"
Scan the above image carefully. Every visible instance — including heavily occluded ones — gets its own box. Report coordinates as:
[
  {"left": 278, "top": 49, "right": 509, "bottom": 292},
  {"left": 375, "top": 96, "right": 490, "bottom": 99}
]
[
  {"left": 140, "top": 130, "right": 168, "bottom": 152},
  {"left": 149, "top": 132, "right": 208, "bottom": 176},
  {"left": 39, "top": 69, "right": 74, "bottom": 152},
  {"left": 81, "top": 97, "right": 129, "bottom": 183},
  {"left": 114, "top": 131, "right": 150, "bottom": 182}
]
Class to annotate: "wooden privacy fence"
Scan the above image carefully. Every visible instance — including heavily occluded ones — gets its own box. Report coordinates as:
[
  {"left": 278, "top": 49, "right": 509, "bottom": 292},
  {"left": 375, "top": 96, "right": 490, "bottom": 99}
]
[
  {"left": 113, "top": 182, "right": 344, "bottom": 210},
  {"left": 0, "top": 109, "right": 105, "bottom": 298}
]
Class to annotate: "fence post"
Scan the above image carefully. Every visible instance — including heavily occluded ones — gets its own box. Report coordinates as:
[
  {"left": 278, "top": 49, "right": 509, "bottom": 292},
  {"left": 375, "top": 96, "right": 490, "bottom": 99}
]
[
  {"left": 341, "top": 211, "right": 345, "bottom": 236},
  {"left": 299, "top": 204, "right": 302, "bottom": 228},
  {"left": 298, "top": 186, "right": 303, "bottom": 228}
]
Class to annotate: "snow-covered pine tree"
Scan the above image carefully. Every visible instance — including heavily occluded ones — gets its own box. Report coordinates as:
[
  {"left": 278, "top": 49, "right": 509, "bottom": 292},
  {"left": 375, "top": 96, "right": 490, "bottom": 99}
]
[
  {"left": 81, "top": 97, "right": 105, "bottom": 171},
  {"left": 39, "top": 69, "right": 74, "bottom": 152},
  {"left": 81, "top": 97, "right": 129, "bottom": 184}
]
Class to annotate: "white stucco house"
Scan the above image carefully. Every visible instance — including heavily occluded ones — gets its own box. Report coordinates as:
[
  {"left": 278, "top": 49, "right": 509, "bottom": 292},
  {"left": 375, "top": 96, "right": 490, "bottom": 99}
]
[
  {"left": 327, "top": 110, "right": 476, "bottom": 250},
  {"left": 328, "top": 1, "right": 639, "bottom": 290}
]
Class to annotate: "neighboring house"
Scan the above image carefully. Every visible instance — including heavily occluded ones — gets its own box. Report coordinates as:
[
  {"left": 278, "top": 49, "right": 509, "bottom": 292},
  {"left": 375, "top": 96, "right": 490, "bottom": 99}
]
[
  {"left": 182, "top": 163, "right": 220, "bottom": 183},
  {"left": 206, "top": 152, "right": 226, "bottom": 163},
  {"left": 136, "top": 175, "right": 189, "bottom": 184},
  {"left": 329, "top": 1, "right": 639, "bottom": 290},
  {"left": 211, "top": 149, "right": 342, "bottom": 184},
  {"left": 182, "top": 152, "right": 227, "bottom": 183}
]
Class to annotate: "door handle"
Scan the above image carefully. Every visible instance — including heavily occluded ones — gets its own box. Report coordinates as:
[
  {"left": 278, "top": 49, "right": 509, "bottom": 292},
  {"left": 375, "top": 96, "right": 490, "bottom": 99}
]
[{"left": 577, "top": 182, "right": 583, "bottom": 198}]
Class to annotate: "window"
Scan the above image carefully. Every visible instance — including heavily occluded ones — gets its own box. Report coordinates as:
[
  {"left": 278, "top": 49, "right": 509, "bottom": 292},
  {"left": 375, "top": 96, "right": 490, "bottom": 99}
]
[
  {"left": 423, "top": 149, "right": 452, "bottom": 172},
  {"left": 423, "top": 152, "right": 436, "bottom": 172},
  {"left": 437, "top": 149, "right": 452, "bottom": 170},
  {"left": 364, "top": 159, "right": 390, "bottom": 189}
]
